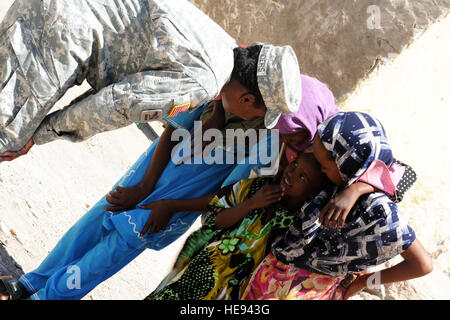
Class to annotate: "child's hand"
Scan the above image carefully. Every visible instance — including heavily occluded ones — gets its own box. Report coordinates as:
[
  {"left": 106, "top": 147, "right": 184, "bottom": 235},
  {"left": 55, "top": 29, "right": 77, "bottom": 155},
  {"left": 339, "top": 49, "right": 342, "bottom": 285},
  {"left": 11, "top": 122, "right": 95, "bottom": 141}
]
[
  {"left": 248, "top": 184, "right": 284, "bottom": 210},
  {"left": 341, "top": 273, "right": 369, "bottom": 300},
  {"left": 140, "top": 200, "right": 175, "bottom": 236},
  {"left": 105, "top": 185, "right": 150, "bottom": 212},
  {"left": 319, "top": 184, "right": 360, "bottom": 229}
]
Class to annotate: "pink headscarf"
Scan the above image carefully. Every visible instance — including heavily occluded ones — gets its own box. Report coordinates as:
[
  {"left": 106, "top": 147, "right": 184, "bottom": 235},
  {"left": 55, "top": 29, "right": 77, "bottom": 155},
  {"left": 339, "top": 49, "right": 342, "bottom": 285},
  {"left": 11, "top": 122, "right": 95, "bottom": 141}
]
[
  {"left": 275, "top": 76, "right": 407, "bottom": 197},
  {"left": 274, "top": 74, "right": 339, "bottom": 161}
]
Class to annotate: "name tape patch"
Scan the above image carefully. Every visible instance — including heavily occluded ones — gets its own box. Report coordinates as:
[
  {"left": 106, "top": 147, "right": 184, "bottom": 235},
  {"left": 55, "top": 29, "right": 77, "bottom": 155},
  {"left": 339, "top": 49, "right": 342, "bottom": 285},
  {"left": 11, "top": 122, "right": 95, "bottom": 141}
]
[
  {"left": 140, "top": 109, "right": 163, "bottom": 122},
  {"left": 256, "top": 46, "right": 271, "bottom": 76}
]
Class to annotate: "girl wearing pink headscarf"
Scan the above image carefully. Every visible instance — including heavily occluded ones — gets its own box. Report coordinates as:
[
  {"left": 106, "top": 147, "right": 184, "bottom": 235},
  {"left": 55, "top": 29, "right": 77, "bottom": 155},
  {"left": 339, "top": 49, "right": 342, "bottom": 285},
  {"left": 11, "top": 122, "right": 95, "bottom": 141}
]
[
  {"left": 274, "top": 74, "right": 339, "bottom": 163},
  {"left": 273, "top": 74, "right": 415, "bottom": 231}
]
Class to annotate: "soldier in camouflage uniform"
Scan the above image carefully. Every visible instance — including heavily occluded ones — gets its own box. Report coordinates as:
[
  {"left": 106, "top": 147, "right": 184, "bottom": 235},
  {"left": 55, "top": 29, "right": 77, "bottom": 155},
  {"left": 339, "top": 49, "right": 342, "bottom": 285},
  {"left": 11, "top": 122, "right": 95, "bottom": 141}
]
[
  {"left": 0, "top": 0, "right": 303, "bottom": 300},
  {"left": 0, "top": 0, "right": 300, "bottom": 161}
]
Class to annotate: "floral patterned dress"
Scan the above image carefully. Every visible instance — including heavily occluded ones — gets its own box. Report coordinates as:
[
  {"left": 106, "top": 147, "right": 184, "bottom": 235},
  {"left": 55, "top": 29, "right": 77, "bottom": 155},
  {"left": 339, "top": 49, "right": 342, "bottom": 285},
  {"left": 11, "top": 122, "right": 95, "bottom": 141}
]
[
  {"left": 241, "top": 253, "right": 346, "bottom": 300},
  {"left": 145, "top": 177, "right": 298, "bottom": 300}
]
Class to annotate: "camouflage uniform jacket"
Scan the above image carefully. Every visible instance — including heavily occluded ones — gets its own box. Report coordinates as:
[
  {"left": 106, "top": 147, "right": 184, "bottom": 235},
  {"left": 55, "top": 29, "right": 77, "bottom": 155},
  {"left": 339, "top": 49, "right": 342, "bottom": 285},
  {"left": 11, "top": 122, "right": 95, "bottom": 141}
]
[{"left": 0, "top": 0, "right": 237, "bottom": 151}]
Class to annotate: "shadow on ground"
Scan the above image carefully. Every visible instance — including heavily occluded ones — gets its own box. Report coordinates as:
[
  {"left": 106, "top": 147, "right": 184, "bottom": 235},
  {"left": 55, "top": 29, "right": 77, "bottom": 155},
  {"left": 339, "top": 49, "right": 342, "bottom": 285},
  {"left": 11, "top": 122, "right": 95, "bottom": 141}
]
[{"left": 0, "top": 239, "right": 25, "bottom": 279}]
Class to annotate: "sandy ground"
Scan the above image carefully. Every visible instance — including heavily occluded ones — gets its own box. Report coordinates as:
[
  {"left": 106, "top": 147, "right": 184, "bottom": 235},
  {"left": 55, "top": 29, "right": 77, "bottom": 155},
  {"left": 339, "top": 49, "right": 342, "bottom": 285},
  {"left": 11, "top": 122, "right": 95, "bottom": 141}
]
[
  {"left": 339, "top": 12, "right": 450, "bottom": 300},
  {"left": 0, "top": 1, "right": 449, "bottom": 300}
]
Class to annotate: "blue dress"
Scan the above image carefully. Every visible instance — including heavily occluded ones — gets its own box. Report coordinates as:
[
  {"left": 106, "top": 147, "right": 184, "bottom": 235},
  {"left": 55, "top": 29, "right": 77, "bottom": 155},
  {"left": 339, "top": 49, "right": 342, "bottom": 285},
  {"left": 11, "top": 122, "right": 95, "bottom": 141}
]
[{"left": 19, "top": 104, "right": 275, "bottom": 300}]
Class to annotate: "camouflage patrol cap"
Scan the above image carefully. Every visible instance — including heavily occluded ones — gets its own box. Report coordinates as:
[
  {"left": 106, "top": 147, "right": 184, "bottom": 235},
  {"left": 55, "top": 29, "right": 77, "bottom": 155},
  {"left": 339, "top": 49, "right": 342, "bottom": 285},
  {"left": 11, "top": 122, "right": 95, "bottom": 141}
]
[{"left": 256, "top": 44, "right": 302, "bottom": 129}]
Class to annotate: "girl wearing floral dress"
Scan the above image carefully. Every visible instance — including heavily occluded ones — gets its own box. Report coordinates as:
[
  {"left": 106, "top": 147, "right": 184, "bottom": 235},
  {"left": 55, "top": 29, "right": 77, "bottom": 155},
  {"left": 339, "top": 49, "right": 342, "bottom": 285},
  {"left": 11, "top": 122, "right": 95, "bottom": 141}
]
[{"left": 146, "top": 152, "right": 328, "bottom": 300}]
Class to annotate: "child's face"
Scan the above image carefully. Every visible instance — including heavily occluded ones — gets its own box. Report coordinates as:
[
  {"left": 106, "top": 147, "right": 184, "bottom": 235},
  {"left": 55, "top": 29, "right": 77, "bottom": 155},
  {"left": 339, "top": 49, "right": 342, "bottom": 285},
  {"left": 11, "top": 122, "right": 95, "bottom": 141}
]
[
  {"left": 281, "top": 130, "right": 309, "bottom": 148},
  {"left": 312, "top": 135, "right": 345, "bottom": 186},
  {"left": 220, "top": 78, "right": 266, "bottom": 121},
  {"left": 280, "top": 152, "right": 325, "bottom": 201}
]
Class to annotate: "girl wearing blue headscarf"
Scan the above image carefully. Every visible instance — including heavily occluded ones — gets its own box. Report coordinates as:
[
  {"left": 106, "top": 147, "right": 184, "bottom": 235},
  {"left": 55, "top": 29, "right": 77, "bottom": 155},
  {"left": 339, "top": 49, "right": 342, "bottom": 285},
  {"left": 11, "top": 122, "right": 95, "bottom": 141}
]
[{"left": 243, "top": 112, "right": 432, "bottom": 300}]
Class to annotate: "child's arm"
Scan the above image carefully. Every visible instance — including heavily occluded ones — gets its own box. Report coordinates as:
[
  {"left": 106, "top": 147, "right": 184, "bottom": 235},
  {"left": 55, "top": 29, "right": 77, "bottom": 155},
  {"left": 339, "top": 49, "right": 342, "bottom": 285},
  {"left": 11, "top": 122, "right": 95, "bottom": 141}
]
[
  {"left": 320, "top": 161, "right": 416, "bottom": 229},
  {"left": 215, "top": 184, "right": 284, "bottom": 229},
  {"left": 343, "top": 238, "right": 433, "bottom": 299},
  {"left": 320, "top": 181, "right": 375, "bottom": 229},
  {"left": 139, "top": 194, "right": 215, "bottom": 236}
]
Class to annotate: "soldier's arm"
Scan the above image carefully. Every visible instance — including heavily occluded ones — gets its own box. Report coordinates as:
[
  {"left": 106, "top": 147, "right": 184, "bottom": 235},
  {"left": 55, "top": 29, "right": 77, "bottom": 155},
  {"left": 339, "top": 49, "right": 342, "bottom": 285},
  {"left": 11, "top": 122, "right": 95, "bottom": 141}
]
[{"left": 32, "top": 70, "right": 210, "bottom": 145}]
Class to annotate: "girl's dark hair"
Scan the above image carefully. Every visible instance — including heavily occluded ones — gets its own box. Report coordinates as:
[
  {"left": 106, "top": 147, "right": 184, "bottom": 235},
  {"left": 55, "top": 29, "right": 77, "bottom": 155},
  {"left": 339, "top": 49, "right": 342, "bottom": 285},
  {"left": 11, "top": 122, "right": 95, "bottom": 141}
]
[{"left": 232, "top": 45, "right": 264, "bottom": 106}]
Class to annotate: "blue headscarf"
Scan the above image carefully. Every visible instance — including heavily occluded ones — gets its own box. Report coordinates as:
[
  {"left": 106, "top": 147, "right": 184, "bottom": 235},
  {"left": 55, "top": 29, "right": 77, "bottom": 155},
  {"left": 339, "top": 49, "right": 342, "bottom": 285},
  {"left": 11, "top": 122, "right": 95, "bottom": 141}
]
[
  {"left": 272, "top": 112, "right": 416, "bottom": 276},
  {"left": 318, "top": 112, "right": 394, "bottom": 187}
]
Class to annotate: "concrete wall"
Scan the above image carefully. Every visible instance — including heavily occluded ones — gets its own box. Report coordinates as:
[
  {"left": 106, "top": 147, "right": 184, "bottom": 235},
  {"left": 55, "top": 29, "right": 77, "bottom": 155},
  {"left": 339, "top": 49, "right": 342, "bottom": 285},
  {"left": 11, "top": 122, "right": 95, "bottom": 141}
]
[{"left": 190, "top": 0, "right": 450, "bottom": 101}]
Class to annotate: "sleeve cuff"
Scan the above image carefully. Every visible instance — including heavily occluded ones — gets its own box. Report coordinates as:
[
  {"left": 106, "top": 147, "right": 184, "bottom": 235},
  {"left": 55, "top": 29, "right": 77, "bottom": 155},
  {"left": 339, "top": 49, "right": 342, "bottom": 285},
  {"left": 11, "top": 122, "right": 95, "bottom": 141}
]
[
  {"left": 32, "top": 123, "right": 59, "bottom": 145},
  {"left": 356, "top": 160, "right": 406, "bottom": 196}
]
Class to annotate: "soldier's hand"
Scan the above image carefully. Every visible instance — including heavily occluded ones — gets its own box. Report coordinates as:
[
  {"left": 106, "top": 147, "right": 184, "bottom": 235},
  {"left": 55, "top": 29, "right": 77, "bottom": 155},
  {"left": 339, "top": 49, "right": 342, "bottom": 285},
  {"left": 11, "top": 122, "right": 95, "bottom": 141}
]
[{"left": 0, "top": 138, "right": 35, "bottom": 162}]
